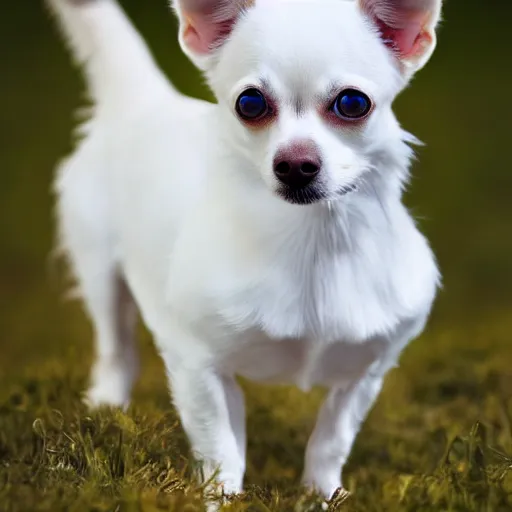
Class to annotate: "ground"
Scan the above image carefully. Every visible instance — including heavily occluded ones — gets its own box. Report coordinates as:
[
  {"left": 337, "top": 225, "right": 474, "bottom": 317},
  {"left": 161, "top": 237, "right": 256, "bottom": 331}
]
[{"left": 1, "top": 304, "right": 511, "bottom": 511}]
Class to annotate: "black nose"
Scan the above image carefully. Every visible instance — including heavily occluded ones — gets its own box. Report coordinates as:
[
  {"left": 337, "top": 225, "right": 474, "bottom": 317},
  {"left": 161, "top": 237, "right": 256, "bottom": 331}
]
[
  {"left": 273, "top": 160, "right": 320, "bottom": 188},
  {"left": 273, "top": 140, "right": 322, "bottom": 189}
]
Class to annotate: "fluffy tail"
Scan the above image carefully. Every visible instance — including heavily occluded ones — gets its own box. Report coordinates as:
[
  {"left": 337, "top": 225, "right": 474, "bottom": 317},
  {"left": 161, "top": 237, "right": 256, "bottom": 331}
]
[{"left": 47, "top": 0, "right": 169, "bottom": 107}]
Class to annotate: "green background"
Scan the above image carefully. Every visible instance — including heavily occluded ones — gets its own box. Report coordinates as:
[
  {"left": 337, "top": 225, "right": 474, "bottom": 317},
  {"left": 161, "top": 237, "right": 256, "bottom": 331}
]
[{"left": 1, "top": 1, "right": 511, "bottom": 510}]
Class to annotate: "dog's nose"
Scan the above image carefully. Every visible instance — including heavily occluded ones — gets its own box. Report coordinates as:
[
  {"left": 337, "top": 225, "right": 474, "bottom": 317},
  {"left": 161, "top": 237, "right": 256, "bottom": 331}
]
[{"left": 273, "top": 140, "right": 321, "bottom": 189}]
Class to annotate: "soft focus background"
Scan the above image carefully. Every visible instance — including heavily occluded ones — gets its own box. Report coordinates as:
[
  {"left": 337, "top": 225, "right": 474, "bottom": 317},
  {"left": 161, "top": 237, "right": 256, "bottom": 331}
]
[{"left": 1, "top": 1, "right": 511, "bottom": 510}]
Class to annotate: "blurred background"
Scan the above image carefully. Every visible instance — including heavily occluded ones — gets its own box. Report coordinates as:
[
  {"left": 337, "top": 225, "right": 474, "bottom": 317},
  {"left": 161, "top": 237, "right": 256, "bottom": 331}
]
[{"left": 0, "top": 0, "right": 511, "bottom": 509}]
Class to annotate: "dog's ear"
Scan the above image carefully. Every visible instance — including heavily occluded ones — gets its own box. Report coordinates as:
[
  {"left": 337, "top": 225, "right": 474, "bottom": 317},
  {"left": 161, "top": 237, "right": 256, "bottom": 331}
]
[
  {"left": 358, "top": 0, "right": 442, "bottom": 75},
  {"left": 172, "top": 0, "right": 251, "bottom": 70}
]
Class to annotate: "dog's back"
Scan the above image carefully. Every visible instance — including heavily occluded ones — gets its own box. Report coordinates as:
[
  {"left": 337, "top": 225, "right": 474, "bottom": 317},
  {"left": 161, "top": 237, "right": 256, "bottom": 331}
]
[
  {"left": 49, "top": 0, "right": 212, "bottom": 406},
  {"left": 50, "top": 0, "right": 214, "bottom": 321}
]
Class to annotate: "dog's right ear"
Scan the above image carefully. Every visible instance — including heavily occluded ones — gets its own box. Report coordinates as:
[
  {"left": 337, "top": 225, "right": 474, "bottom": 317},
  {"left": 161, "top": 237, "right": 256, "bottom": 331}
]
[{"left": 171, "top": 0, "right": 251, "bottom": 70}]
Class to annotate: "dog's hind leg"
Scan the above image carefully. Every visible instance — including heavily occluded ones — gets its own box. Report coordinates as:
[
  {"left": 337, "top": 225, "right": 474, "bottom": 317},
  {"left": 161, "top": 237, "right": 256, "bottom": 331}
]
[
  {"left": 85, "top": 268, "right": 139, "bottom": 409},
  {"left": 55, "top": 137, "right": 139, "bottom": 409}
]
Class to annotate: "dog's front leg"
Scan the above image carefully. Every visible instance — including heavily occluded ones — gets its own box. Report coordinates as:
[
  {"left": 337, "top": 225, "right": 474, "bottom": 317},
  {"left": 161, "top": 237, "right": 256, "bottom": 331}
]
[
  {"left": 302, "top": 318, "right": 426, "bottom": 498},
  {"left": 162, "top": 348, "right": 246, "bottom": 495},
  {"left": 302, "top": 374, "right": 384, "bottom": 498}
]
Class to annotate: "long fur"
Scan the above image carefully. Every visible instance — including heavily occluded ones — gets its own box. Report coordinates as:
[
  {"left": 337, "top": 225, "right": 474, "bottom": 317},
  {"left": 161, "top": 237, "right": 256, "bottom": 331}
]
[{"left": 47, "top": 0, "right": 442, "bottom": 501}]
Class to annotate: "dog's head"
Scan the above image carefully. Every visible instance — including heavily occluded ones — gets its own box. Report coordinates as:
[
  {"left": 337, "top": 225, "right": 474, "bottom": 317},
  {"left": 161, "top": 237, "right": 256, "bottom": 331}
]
[{"left": 172, "top": 0, "right": 443, "bottom": 205}]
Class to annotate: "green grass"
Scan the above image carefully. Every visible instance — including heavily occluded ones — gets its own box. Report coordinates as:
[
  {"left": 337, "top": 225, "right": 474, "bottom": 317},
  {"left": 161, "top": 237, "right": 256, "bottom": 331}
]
[
  {"left": 1, "top": 309, "right": 512, "bottom": 511},
  {"left": 2, "top": 1, "right": 512, "bottom": 510}
]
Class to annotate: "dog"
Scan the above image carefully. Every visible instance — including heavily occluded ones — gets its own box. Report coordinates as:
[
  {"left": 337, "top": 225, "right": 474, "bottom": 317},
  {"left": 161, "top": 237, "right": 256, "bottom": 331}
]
[{"left": 48, "top": 0, "right": 442, "bottom": 500}]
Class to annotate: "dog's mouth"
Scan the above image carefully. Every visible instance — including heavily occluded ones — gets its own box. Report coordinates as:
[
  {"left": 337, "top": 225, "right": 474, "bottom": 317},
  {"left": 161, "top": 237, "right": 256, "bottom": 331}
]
[
  {"left": 276, "top": 183, "right": 358, "bottom": 205},
  {"left": 276, "top": 185, "right": 327, "bottom": 205}
]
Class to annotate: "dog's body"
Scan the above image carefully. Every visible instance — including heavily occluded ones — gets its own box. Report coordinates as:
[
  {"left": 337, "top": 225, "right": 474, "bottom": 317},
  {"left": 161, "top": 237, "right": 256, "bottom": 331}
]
[{"left": 49, "top": 0, "right": 442, "bottom": 499}]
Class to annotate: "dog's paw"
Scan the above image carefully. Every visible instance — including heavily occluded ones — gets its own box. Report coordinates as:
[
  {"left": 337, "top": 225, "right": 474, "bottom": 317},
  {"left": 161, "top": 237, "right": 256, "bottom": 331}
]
[
  {"left": 205, "top": 498, "right": 225, "bottom": 512},
  {"left": 84, "top": 357, "right": 136, "bottom": 410},
  {"left": 204, "top": 490, "right": 235, "bottom": 512},
  {"left": 84, "top": 368, "right": 132, "bottom": 410},
  {"left": 294, "top": 492, "right": 329, "bottom": 512},
  {"left": 84, "top": 382, "right": 130, "bottom": 410},
  {"left": 296, "top": 484, "right": 350, "bottom": 511},
  {"left": 203, "top": 479, "right": 240, "bottom": 512}
]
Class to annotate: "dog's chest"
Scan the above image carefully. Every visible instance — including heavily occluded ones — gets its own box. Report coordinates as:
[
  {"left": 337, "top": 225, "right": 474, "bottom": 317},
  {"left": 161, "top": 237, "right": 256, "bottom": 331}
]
[
  {"left": 215, "top": 239, "right": 404, "bottom": 344},
  {"left": 164, "top": 200, "right": 437, "bottom": 386},
  {"left": 205, "top": 243, "right": 404, "bottom": 387}
]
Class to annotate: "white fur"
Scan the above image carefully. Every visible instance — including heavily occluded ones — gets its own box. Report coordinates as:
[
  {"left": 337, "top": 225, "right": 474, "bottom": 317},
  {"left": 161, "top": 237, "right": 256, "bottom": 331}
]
[{"left": 48, "top": 0, "right": 442, "bottom": 499}]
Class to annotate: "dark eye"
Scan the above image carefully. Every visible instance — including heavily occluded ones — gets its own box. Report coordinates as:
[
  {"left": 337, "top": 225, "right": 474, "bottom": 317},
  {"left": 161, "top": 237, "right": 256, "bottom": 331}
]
[
  {"left": 235, "top": 88, "right": 268, "bottom": 121},
  {"left": 332, "top": 89, "right": 372, "bottom": 120}
]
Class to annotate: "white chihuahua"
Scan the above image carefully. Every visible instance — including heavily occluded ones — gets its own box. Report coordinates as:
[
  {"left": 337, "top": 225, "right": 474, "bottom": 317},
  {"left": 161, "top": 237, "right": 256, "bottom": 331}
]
[{"left": 48, "top": 0, "right": 442, "bottom": 500}]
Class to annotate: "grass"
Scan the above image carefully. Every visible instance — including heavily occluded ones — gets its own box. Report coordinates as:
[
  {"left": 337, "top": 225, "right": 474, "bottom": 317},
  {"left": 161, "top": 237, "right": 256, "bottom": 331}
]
[{"left": 1, "top": 308, "right": 512, "bottom": 511}]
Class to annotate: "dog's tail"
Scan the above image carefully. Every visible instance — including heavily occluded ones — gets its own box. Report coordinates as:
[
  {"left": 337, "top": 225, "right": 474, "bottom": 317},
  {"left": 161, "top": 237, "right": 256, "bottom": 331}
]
[{"left": 47, "top": 0, "right": 169, "bottom": 107}]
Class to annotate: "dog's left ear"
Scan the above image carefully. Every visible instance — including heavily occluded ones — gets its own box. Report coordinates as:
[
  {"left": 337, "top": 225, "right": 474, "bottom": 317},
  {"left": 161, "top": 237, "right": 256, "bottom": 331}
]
[
  {"left": 171, "top": 0, "right": 251, "bottom": 70},
  {"left": 358, "top": 0, "right": 442, "bottom": 76}
]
